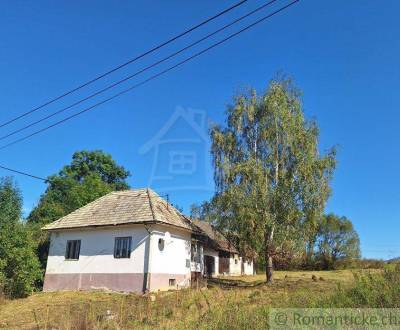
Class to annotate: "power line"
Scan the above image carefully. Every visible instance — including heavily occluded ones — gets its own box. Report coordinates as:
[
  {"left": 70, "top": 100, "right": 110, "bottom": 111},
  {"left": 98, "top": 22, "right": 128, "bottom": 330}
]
[
  {"left": 0, "top": 165, "right": 47, "bottom": 182},
  {"left": 0, "top": 0, "right": 248, "bottom": 129},
  {"left": 0, "top": 0, "right": 299, "bottom": 152},
  {"left": 0, "top": 0, "right": 280, "bottom": 142}
]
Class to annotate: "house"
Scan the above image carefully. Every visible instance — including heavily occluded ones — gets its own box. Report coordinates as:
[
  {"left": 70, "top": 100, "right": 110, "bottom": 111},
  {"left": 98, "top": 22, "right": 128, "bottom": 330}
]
[
  {"left": 192, "top": 220, "right": 254, "bottom": 277},
  {"left": 42, "top": 188, "right": 253, "bottom": 293}
]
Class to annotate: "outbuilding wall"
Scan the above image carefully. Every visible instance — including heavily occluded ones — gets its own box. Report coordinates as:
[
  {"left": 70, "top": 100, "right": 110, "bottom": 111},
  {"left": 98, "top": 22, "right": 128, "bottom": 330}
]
[
  {"left": 229, "top": 254, "right": 242, "bottom": 276},
  {"left": 243, "top": 260, "right": 254, "bottom": 275}
]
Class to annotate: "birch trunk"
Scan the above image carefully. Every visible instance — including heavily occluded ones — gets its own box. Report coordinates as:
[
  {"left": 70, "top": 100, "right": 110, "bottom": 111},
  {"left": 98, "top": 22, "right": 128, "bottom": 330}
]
[{"left": 265, "top": 226, "right": 274, "bottom": 283}]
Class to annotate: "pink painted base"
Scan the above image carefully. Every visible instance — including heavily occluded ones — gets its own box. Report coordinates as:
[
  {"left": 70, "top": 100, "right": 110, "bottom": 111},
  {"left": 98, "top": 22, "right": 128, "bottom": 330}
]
[
  {"left": 43, "top": 273, "right": 144, "bottom": 293},
  {"left": 43, "top": 273, "right": 191, "bottom": 293}
]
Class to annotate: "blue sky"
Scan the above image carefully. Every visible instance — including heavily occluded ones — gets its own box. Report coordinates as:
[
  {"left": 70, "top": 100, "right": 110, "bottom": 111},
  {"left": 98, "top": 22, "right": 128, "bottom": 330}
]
[{"left": 0, "top": 0, "right": 399, "bottom": 259}]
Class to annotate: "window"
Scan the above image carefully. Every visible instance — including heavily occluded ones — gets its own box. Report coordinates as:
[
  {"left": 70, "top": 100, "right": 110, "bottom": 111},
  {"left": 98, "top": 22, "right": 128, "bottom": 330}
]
[
  {"left": 235, "top": 259, "right": 238, "bottom": 265},
  {"left": 158, "top": 238, "right": 165, "bottom": 251},
  {"left": 169, "top": 279, "right": 176, "bottom": 287},
  {"left": 65, "top": 240, "right": 81, "bottom": 260},
  {"left": 114, "top": 237, "right": 132, "bottom": 258},
  {"left": 186, "top": 259, "right": 190, "bottom": 268}
]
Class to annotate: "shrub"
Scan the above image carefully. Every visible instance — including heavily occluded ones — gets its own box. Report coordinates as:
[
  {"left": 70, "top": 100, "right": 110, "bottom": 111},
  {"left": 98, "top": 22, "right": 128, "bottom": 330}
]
[
  {"left": 324, "top": 265, "right": 400, "bottom": 307},
  {"left": 0, "top": 223, "right": 42, "bottom": 298},
  {"left": 0, "top": 178, "right": 42, "bottom": 298}
]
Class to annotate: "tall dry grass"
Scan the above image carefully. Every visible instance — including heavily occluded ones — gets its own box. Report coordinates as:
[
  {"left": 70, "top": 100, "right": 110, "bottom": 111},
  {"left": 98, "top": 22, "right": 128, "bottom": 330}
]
[{"left": 1, "top": 269, "right": 394, "bottom": 329}]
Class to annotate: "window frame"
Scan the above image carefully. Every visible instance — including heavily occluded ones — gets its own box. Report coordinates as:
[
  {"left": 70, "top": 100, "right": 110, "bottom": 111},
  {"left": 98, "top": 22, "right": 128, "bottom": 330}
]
[
  {"left": 65, "top": 240, "right": 81, "bottom": 260},
  {"left": 114, "top": 236, "right": 132, "bottom": 259}
]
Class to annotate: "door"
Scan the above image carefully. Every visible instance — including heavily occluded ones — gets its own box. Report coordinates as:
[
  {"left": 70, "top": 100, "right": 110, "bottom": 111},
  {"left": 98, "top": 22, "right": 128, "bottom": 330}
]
[
  {"left": 204, "top": 255, "right": 215, "bottom": 277},
  {"left": 218, "top": 251, "right": 230, "bottom": 274}
]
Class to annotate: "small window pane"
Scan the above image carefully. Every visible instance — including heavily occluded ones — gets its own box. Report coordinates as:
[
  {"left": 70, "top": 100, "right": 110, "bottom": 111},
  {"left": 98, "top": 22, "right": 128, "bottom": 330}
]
[
  {"left": 74, "top": 241, "right": 81, "bottom": 259},
  {"left": 114, "top": 237, "right": 132, "bottom": 258},
  {"left": 65, "top": 240, "right": 81, "bottom": 260}
]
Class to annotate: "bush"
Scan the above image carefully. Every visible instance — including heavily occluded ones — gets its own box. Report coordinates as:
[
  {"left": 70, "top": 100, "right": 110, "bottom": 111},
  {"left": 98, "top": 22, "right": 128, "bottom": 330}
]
[
  {"left": 0, "top": 177, "right": 42, "bottom": 298},
  {"left": 0, "top": 223, "right": 42, "bottom": 298},
  {"left": 324, "top": 265, "right": 400, "bottom": 307}
]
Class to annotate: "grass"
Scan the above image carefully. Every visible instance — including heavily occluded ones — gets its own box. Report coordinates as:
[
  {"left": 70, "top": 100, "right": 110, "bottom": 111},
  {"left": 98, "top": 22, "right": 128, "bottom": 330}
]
[{"left": 0, "top": 269, "right": 377, "bottom": 329}]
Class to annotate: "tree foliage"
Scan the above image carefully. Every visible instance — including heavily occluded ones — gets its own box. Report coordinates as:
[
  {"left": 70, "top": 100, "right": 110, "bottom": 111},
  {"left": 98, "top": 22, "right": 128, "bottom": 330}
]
[
  {"left": 206, "top": 76, "right": 336, "bottom": 282},
  {"left": 27, "top": 150, "right": 131, "bottom": 271},
  {"left": 315, "top": 213, "right": 361, "bottom": 269},
  {"left": 28, "top": 150, "right": 131, "bottom": 225},
  {"left": 0, "top": 177, "right": 42, "bottom": 298}
]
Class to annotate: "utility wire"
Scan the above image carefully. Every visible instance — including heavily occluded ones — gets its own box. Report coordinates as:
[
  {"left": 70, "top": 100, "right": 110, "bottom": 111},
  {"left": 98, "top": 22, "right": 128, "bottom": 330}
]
[
  {"left": 0, "top": 0, "right": 299, "bottom": 152},
  {"left": 0, "top": 0, "right": 280, "bottom": 142},
  {"left": 0, "top": 164, "right": 47, "bottom": 182},
  {"left": 0, "top": 0, "right": 248, "bottom": 129}
]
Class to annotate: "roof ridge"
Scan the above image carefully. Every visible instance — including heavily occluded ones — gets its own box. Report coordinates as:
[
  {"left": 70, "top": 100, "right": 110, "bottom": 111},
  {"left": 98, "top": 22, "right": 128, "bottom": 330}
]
[
  {"left": 180, "top": 213, "right": 195, "bottom": 227},
  {"left": 151, "top": 192, "right": 190, "bottom": 221},
  {"left": 147, "top": 192, "right": 195, "bottom": 230},
  {"left": 146, "top": 188, "right": 156, "bottom": 221}
]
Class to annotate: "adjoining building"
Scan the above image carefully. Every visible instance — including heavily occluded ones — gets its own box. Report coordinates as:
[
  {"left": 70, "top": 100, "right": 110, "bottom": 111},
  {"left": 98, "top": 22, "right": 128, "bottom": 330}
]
[{"left": 192, "top": 220, "right": 254, "bottom": 277}]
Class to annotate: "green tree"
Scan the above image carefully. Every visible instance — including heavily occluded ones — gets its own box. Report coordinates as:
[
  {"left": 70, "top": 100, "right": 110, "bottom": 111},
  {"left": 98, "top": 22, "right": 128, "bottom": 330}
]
[
  {"left": 208, "top": 76, "right": 336, "bottom": 282},
  {"left": 27, "top": 150, "right": 131, "bottom": 269},
  {"left": 28, "top": 150, "right": 130, "bottom": 225},
  {"left": 0, "top": 177, "right": 42, "bottom": 298},
  {"left": 316, "top": 214, "right": 360, "bottom": 269}
]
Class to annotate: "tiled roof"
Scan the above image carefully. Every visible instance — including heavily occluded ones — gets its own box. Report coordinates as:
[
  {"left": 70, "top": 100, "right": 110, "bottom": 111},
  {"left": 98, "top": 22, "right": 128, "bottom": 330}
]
[
  {"left": 42, "top": 188, "right": 194, "bottom": 231},
  {"left": 192, "top": 220, "right": 238, "bottom": 253}
]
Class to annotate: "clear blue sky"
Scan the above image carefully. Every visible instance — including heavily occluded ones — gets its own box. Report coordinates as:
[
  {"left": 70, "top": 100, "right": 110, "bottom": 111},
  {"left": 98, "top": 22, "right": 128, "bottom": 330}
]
[{"left": 0, "top": 1, "right": 399, "bottom": 259}]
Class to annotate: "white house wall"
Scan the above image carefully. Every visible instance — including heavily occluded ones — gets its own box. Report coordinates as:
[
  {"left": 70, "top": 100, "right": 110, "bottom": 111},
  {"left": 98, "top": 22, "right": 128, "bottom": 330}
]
[
  {"left": 44, "top": 225, "right": 148, "bottom": 292},
  {"left": 43, "top": 224, "right": 192, "bottom": 293},
  {"left": 229, "top": 254, "right": 242, "bottom": 276},
  {"left": 243, "top": 260, "right": 254, "bottom": 275},
  {"left": 148, "top": 225, "right": 191, "bottom": 291}
]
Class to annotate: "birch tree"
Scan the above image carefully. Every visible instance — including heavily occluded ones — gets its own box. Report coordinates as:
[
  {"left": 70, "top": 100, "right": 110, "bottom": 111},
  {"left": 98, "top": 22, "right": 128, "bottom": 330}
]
[{"left": 209, "top": 76, "right": 336, "bottom": 282}]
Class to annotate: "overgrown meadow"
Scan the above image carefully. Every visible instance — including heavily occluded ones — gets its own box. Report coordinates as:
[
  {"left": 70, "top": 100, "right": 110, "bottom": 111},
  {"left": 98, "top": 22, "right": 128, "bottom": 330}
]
[{"left": 1, "top": 266, "right": 398, "bottom": 329}]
